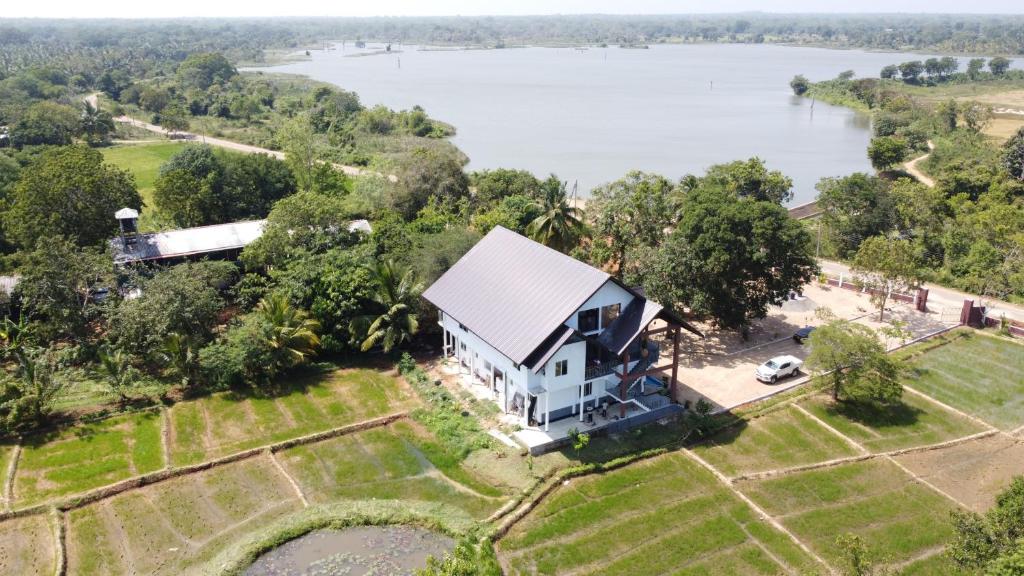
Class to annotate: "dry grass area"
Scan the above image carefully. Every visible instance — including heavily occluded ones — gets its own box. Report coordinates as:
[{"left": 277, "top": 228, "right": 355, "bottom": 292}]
[
  {"left": 0, "top": 513, "right": 56, "bottom": 575},
  {"left": 984, "top": 116, "right": 1024, "bottom": 141},
  {"left": 64, "top": 455, "right": 302, "bottom": 576}
]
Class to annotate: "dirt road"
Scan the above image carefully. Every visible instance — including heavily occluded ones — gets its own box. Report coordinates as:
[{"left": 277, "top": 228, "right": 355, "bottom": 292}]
[{"left": 903, "top": 140, "right": 936, "bottom": 188}]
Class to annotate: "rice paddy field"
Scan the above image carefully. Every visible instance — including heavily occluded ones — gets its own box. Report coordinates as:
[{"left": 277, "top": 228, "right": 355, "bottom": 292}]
[
  {"left": 0, "top": 513, "right": 57, "bottom": 576},
  {"left": 167, "top": 368, "right": 417, "bottom": 466}
]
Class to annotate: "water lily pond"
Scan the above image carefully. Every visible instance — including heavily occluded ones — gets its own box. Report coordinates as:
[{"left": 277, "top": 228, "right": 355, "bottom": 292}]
[{"left": 244, "top": 525, "right": 455, "bottom": 576}]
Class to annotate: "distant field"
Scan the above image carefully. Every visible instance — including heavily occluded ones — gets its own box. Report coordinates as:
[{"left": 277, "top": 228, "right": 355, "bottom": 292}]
[
  {"left": 904, "top": 333, "right": 1024, "bottom": 430},
  {"left": 168, "top": 368, "right": 417, "bottom": 466},
  {"left": 64, "top": 455, "right": 301, "bottom": 576},
  {"left": 499, "top": 453, "right": 819, "bottom": 575},
  {"left": 738, "top": 459, "right": 959, "bottom": 573},
  {"left": 691, "top": 405, "right": 859, "bottom": 477},
  {"left": 985, "top": 116, "right": 1024, "bottom": 142},
  {"left": 14, "top": 411, "right": 163, "bottom": 507},
  {"left": 800, "top": 389, "right": 987, "bottom": 453}
]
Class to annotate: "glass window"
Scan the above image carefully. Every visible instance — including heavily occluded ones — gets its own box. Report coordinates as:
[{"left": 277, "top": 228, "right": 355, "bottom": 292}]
[
  {"left": 555, "top": 359, "right": 568, "bottom": 377},
  {"left": 580, "top": 382, "right": 593, "bottom": 397},
  {"left": 601, "top": 303, "right": 621, "bottom": 328},
  {"left": 578, "top": 308, "right": 599, "bottom": 332}
]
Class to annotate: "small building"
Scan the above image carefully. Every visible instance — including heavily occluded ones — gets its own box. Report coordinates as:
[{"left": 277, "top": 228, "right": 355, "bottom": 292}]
[
  {"left": 422, "top": 227, "right": 701, "bottom": 442},
  {"left": 109, "top": 208, "right": 372, "bottom": 265}
]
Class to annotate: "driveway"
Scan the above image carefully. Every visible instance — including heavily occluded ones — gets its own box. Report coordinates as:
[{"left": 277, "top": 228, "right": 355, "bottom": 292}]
[{"left": 669, "top": 282, "right": 953, "bottom": 412}]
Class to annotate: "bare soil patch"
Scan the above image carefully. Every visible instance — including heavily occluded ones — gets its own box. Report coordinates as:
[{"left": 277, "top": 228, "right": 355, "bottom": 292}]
[{"left": 0, "top": 513, "right": 55, "bottom": 575}]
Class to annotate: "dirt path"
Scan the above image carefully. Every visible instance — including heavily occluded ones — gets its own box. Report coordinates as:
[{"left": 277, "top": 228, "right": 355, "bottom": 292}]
[{"left": 903, "top": 140, "right": 936, "bottom": 187}]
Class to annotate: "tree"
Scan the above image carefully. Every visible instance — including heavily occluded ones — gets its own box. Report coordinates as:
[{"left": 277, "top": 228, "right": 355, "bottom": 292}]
[
  {"left": 526, "top": 179, "right": 586, "bottom": 253},
  {"left": 924, "top": 57, "right": 941, "bottom": 78},
  {"left": 97, "top": 346, "right": 139, "bottom": 402},
  {"left": 898, "top": 60, "right": 924, "bottom": 83},
  {"left": 79, "top": 101, "right": 115, "bottom": 145},
  {"left": 867, "top": 137, "right": 907, "bottom": 171},
  {"left": 198, "top": 315, "right": 276, "bottom": 388},
  {"left": 702, "top": 157, "right": 794, "bottom": 204},
  {"left": 417, "top": 539, "right": 502, "bottom": 576},
  {"left": 961, "top": 102, "right": 993, "bottom": 133},
  {"left": 852, "top": 235, "right": 924, "bottom": 321},
  {"left": 351, "top": 260, "right": 423, "bottom": 353},
  {"left": 219, "top": 152, "right": 297, "bottom": 220},
  {"left": 628, "top": 186, "right": 816, "bottom": 331},
  {"left": 989, "top": 56, "right": 1012, "bottom": 76},
  {"left": 967, "top": 58, "right": 986, "bottom": 80},
  {"left": 10, "top": 101, "right": 80, "bottom": 148},
  {"left": 391, "top": 147, "right": 470, "bottom": 219},
  {"left": 278, "top": 114, "right": 319, "bottom": 192},
  {"left": 153, "top": 145, "right": 223, "bottom": 226},
  {"left": 154, "top": 332, "right": 201, "bottom": 390},
  {"left": 937, "top": 99, "right": 958, "bottom": 132},
  {"left": 16, "top": 237, "right": 112, "bottom": 340},
  {"left": 175, "top": 52, "right": 237, "bottom": 91},
  {"left": 255, "top": 293, "right": 321, "bottom": 374},
  {"left": 5, "top": 145, "right": 141, "bottom": 248},
  {"left": 805, "top": 318, "right": 903, "bottom": 404},
  {"left": 815, "top": 173, "right": 896, "bottom": 258},
  {"left": 159, "top": 103, "right": 190, "bottom": 134},
  {"left": 880, "top": 64, "right": 899, "bottom": 79},
  {"left": 1, "top": 350, "right": 66, "bottom": 429},
  {"left": 790, "top": 74, "right": 810, "bottom": 95},
  {"left": 835, "top": 533, "right": 892, "bottom": 576},
  {"left": 1002, "top": 127, "right": 1024, "bottom": 182},
  {"left": 950, "top": 477, "right": 1024, "bottom": 572},
  {"left": 469, "top": 168, "right": 542, "bottom": 208},
  {"left": 589, "top": 171, "right": 677, "bottom": 273}
]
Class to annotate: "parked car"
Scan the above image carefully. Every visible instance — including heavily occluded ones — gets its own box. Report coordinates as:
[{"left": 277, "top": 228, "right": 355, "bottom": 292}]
[
  {"left": 755, "top": 355, "right": 803, "bottom": 384},
  {"left": 793, "top": 326, "right": 816, "bottom": 344}
]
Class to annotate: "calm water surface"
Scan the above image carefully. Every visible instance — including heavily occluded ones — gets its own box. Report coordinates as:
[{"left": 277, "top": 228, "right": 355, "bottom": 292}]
[{"left": 269, "top": 44, "right": 973, "bottom": 204}]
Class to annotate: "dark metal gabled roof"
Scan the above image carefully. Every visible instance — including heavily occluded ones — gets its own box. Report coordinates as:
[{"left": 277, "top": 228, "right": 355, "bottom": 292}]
[{"left": 422, "top": 226, "right": 610, "bottom": 366}]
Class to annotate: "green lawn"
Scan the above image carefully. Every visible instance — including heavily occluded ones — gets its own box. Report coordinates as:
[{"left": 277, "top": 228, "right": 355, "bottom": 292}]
[
  {"left": 799, "top": 391, "right": 988, "bottom": 453},
  {"left": 903, "top": 333, "right": 1024, "bottom": 430},
  {"left": 65, "top": 455, "right": 302, "bottom": 576},
  {"left": 101, "top": 142, "right": 185, "bottom": 229},
  {"left": 499, "top": 453, "right": 819, "bottom": 575},
  {"left": 737, "top": 459, "right": 959, "bottom": 572},
  {"left": 14, "top": 411, "right": 163, "bottom": 507},
  {"left": 167, "top": 368, "right": 417, "bottom": 466},
  {"left": 0, "top": 514, "right": 56, "bottom": 576},
  {"left": 691, "top": 405, "right": 861, "bottom": 477},
  {"left": 278, "top": 421, "right": 504, "bottom": 520}
]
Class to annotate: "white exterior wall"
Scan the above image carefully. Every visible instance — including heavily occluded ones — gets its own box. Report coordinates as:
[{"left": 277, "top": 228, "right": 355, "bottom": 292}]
[
  {"left": 441, "top": 312, "right": 529, "bottom": 400},
  {"left": 540, "top": 340, "right": 586, "bottom": 417},
  {"left": 565, "top": 281, "right": 634, "bottom": 334}
]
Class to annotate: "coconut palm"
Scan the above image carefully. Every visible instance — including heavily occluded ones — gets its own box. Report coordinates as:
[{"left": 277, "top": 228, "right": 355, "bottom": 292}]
[
  {"left": 97, "top": 346, "right": 138, "bottom": 402},
  {"left": 255, "top": 293, "right": 321, "bottom": 371},
  {"left": 352, "top": 260, "right": 424, "bottom": 353},
  {"left": 9, "top": 350, "right": 65, "bottom": 426},
  {"left": 154, "top": 332, "right": 201, "bottom": 389},
  {"left": 527, "top": 180, "right": 586, "bottom": 253}
]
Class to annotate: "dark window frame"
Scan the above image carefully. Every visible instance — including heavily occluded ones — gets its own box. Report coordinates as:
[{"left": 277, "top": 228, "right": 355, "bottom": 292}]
[
  {"left": 578, "top": 308, "right": 599, "bottom": 333},
  {"left": 601, "top": 303, "right": 621, "bottom": 328}
]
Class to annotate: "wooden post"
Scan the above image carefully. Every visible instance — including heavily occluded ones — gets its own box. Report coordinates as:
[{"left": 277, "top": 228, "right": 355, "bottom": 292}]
[
  {"left": 620, "top": 350, "right": 630, "bottom": 418},
  {"left": 671, "top": 327, "right": 680, "bottom": 401}
]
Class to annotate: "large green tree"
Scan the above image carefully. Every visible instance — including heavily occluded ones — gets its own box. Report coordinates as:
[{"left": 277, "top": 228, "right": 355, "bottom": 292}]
[
  {"left": 589, "top": 170, "right": 678, "bottom": 273},
  {"left": 255, "top": 293, "right": 321, "bottom": 373},
  {"left": 175, "top": 52, "right": 237, "bottom": 91},
  {"left": 9, "top": 101, "right": 80, "bottom": 148},
  {"left": 701, "top": 157, "right": 794, "bottom": 204},
  {"left": 805, "top": 318, "right": 903, "bottom": 404},
  {"left": 950, "top": 476, "right": 1024, "bottom": 573},
  {"left": 352, "top": 260, "right": 423, "bottom": 353},
  {"left": 851, "top": 235, "right": 925, "bottom": 321},
  {"left": 816, "top": 173, "right": 896, "bottom": 258},
  {"left": 628, "top": 186, "right": 816, "bottom": 331},
  {"left": 867, "top": 136, "right": 908, "bottom": 171},
  {"left": 469, "top": 168, "right": 542, "bottom": 208},
  {"left": 526, "top": 179, "right": 586, "bottom": 253},
  {"left": 391, "top": 147, "right": 470, "bottom": 220},
  {"left": 6, "top": 145, "right": 141, "bottom": 248},
  {"left": 1003, "top": 127, "right": 1024, "bottom": 182}
]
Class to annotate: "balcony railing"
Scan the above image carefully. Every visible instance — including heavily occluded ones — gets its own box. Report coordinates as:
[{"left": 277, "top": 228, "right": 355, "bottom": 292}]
[{"left": 584, "top": 341, "right": 660, "bottom": 381}]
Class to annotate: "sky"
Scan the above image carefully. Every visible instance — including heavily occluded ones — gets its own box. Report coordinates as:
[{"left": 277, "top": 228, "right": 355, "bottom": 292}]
[{"left": 4, "top": 0, "right": 1023, "bottom": 19}]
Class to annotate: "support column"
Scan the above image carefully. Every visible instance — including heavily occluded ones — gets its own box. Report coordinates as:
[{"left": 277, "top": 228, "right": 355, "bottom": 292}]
[
  {"left": 442, "top": 328, "right": 449, "bottom": 358},
  {"left": 619, "top": 351, "right": 630, "bottom": 418},
  {"left": 579, "top": 384, "right": 585, "bottom": 422},
  {"left": 671, "top": 328, "right": 680, "bottom": 401},
  {"left": 544, "top": 392, "right": 550, "bottom": 432}
]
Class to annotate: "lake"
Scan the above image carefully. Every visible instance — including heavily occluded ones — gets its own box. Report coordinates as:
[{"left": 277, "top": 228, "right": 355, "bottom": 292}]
[{"left": 267, "top": 44, "right": 973, "bottom": 205}]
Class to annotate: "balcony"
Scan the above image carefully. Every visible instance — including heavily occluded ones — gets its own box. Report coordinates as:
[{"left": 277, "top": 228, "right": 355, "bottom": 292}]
[{"left": 583, "top": 340, "right": 660, "bottom": 381}]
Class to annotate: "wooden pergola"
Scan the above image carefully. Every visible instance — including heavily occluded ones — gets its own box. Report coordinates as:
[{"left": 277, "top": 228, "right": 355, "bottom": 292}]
[{"left": 612, "top": 318, "right": 699, "bottom": 417}]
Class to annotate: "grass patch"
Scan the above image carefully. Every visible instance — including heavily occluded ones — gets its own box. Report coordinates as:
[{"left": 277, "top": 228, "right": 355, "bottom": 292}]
[
  {"left": 800, "top": 392, "right": 987, "bottom": 453},
  {"left": 14, "top": 411, "right": 163, "bottom": 507},
  {"left": 737, "top": 458, "right": 958, "bottom": 568},
  {"left": 278, "top": 423, "right": 504, "bottom": 520},
  {"left": 902, "top": 332, "right": 1024, "bottom": 430},
  {"left": 167, "top": 368, "right": 417, "bottom": 466},
  {"left": 0, "top": 514, "right": 56, "bottom": 575},
  {"left": 499, "top": 452, "right": 818, "bottom": 575},
  {"left": 64, "top": 455, "right": 302, "bottom": 575},
  {"left": 101, "top": 142, "right": 186, "bottom": 230},
  {"left": 691, "top": 405, "right": 860, "bottom": 477}
]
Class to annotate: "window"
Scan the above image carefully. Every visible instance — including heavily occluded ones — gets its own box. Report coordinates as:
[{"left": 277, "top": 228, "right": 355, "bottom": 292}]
[
  {"left": 580, "top": 382, "right": 592, "bottom": 397},
  {"left": 578, "top": 308, "right": 599, "bottom": 333},
  {"left": 601, "top": 303, "right": 621, "bottom": 328},
  {"left": 555, "top": 359, "right": 568, "bottom": 377}
]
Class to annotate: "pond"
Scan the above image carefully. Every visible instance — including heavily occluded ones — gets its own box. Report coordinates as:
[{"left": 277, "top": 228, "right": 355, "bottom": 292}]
[
  {"left": 261, "top": 43, "right": 992, "bottom": 204},
  {"left": 243, "top": 525, "right": 455, "bottom": 576}
]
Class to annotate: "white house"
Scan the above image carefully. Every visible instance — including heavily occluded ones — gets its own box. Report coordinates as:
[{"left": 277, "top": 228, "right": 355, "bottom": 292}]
[{"left": 422, "top": 226, "right": 701, "bottom": 432}]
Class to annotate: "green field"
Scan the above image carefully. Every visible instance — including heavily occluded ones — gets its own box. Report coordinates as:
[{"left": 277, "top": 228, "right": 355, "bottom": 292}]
[
  {"left": 0, "top": 514, "right": 56, "bottom": 576},
  {"left": 692, "top": 405, "right": 860, "bottom": 477},
  {"left": 101, "top": 142, "right": 185, "bottom": 225},
  {"left": 65, "top": 455, "right": 302, "bottom": 576},
  {"left": 499, "top": 453, "right": 819, "bottom": 575},
  {"left": 903, "top": 333, "right": 1024, "bottom": 430},
  {"left": 168, "top": 369, "right": 417, "bottom": 466},
  {"left": 738, "top": 459, "right": 959, "bottom": 573},
  {"left": 14, "top": 411, "right": 163, "bottom": 507},
  {"left": 278, "top": 421, "right": 505, "bottom": 520},
  {"left": 800, "top": 391, "right": 988, "bottom": 453}
]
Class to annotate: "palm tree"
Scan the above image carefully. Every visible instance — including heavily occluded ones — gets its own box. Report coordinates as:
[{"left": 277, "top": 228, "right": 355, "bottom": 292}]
[
  {"left": 11, "top": 350, "right": 65, "bottom": 426},
  {"left": 97, "top": 346, "right": 138, "bottom": 403},
  {"left": 352, "top": 260, "right": 424, "bottom": 353},
  {"left": 154, "top": 332, "right": 201, "bottom": 389},
  {"left": 0, "top": 316, "right": 33, "bottom": 360},
  {"left": 255, "top": 293, "right": 321, "bottom": 372},
  {"left": 527, "top": 180, "right": 587, "bottom": 253}
]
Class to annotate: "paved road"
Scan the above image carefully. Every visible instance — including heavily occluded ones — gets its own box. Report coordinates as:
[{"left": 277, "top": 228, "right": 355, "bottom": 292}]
[{"left": 819, "top": 259, "right": 1024, "bottom": 323}]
